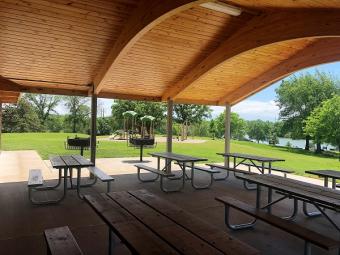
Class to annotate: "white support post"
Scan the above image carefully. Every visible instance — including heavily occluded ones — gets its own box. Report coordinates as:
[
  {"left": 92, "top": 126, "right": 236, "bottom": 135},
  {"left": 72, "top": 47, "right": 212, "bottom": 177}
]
[
  {"left": 90, "top": 94, "right": 97, "bottom": 165},
  {"left": 224, "top": 104, "right": 231, "bottom": 167},
  {"left": 166, "top": 100, "right": 173, "bottom": 173}
]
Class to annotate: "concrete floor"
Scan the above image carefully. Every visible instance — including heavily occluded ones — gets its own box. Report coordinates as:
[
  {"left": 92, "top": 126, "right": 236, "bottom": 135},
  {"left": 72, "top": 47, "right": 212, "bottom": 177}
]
[{"left": 0, "top": 151, "right": 340, "bottom": 255}]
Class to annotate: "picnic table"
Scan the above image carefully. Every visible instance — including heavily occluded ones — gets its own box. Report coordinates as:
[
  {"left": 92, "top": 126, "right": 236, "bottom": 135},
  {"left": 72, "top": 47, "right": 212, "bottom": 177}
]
[
  {"left": 84, "top": 189, "right": 259, "bottom": 255},
  {"left": 49, "top": 155, "right": 94, "bottom": 200},
  {"left": 149, "top": 152, "right": 207, "bottom": 191},
  {"left": 217, "top": 152, "right": 285, "bottom": 174},
  {"left": 305, "top": 170, "right": 340, "bottom": 189},
  {"left": 237, "top": 173, "right": 340, "bottom": 231}
]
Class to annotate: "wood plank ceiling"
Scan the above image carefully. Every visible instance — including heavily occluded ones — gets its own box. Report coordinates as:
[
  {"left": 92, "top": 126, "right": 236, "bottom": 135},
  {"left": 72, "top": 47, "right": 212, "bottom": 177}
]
[{"left": 1, "top": 0, "right": 340, "bottom": 105}]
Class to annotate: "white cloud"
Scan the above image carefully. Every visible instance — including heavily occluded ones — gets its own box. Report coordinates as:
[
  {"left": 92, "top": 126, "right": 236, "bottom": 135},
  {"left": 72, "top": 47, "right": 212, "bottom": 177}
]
[{"left": 231, "top": 100, "right": 279, "bottom": 121}]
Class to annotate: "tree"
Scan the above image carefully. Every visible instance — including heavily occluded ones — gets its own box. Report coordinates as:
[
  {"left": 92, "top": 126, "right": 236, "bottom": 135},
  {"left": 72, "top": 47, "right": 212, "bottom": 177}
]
[
  {"left": 64, "top": 96, "right": 90, "bottom": 133},
  {"left": 2, "top": 98, "right": 43, "bottom": 132},
  {"left": 24, "top": 94, "right": 61, "bottom": 127},
  {"left": 215, "top": 111, "right": 247, "bottom": 140},
  {"left": 247, "top": 120, "right": 269, "bottom": 143},
  {"left": 111, "top": 100, "right": 166, "bottom": 132},
  {"left": 173, "top": 104, "right": 211, "bottom": 140},
  {"left": 97, "top": 117, "right": 113, "bottom": 135},
  {"left": 304, "top": 95, "right": 340, "bottom": 155},
  {"left": 276, "top": 71, "right": 339, "bottom": 150}
]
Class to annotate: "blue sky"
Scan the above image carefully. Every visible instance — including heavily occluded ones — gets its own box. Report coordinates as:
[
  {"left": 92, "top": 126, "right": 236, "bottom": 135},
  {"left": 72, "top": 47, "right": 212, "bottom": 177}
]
[{"left": 70, "top": 61, "right": 340, "bottom": 120}]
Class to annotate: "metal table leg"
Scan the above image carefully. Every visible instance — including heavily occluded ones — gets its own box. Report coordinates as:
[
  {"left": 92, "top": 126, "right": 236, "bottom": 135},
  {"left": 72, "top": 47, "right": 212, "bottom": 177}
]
[
  {"left": 76, "top": 167, "right": 84, "bottom": 200},
  {"left": 332, "top": 178, "right": 336, "bottom": 189},
  {"left": 29, "top": 167, "right": 68, "bottom": 205},
  {"left": 324, "top": 176, "right": 329, "bottom": 188}
]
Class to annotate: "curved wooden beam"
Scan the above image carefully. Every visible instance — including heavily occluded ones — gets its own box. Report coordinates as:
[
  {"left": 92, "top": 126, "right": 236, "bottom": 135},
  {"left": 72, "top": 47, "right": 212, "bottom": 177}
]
[
  {"left": 218, "top": 38, "right": 340, "bottom": 105},
  {"left": 93, "top": 0, "right": 210, "bottom": 94},
  {"left": 162, "top": 10, "right": 340, "bottom": 100}
]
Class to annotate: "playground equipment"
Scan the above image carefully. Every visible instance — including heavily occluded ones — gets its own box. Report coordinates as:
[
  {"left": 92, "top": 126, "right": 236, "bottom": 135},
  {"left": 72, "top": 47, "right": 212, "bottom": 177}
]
[
  {"left": 122, "top": 111, "right": 138, "bottom": 140},
  {"left": 122, "top": 111, "right": 156, "bottom": 161}
]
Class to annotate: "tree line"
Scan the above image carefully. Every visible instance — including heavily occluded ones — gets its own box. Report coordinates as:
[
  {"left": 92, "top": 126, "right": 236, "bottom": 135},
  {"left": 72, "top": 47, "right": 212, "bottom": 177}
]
[{"left": 1, "top": 71, "right": 339, "bottom": 153}]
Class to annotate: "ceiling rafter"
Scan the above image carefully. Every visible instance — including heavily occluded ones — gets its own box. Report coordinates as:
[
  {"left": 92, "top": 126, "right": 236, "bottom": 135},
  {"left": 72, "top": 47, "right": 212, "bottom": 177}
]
[
  {"left": 161, "top": 10, "right": 340, "bottom": 101},
  {"left": 218, "top": 38, "right": 340, "bottom": 105},
  {"left": 93, "top": 0, "right": 210, "bottom": 95}
]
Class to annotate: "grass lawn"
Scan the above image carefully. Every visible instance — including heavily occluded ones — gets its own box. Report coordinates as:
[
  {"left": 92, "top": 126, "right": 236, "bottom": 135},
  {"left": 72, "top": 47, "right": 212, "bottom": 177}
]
[{"left": 1, "top": 132, "right": 339, "bottom": 176}]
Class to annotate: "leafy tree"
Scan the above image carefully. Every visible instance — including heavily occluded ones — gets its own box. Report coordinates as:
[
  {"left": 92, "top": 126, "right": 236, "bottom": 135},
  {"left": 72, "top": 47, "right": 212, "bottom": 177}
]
[
  {"left": 173, "top": 104, "right": 211, "bottom": 140},
  {"left": 276, "top": 71, "right": 339, "bottom": 150},
  {"left": 64, "top": 96, "right": 90, "bottom": 133},
  {"left": 209, "top": 119, "right": 218, "bottom": 139},
  {"left": 304, "top": 95, "right": 340, "bottom": 155},
  {"left": 247, "top": 120, "right": 269, "bottom": 143},
  {"left": 97, "top": 117, "right": 113, "bottom": 135},
  {"left": 191, "top": 121, "right": 210, "bottom": 138},
  {"left": 2, "top": 98, "right": 43, "bottom": 132},
  {"left": 24, "top": 94, "right": 61, "bottom": 127},
  {"left": 46, "top": 115, "right": 64, "bottom": 132},
  {"left": 215, "top": 111, "right": 247, "bottom": 140},
  {"left": 111, "top": 100, "right": 166, "bottom": 131}
]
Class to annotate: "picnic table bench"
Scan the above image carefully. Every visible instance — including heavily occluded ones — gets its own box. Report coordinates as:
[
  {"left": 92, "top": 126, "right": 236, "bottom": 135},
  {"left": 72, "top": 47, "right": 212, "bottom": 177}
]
[
  {"left": 216, "top": 196, "right": 340, "bottom": 255},
  {"left": 237, "top": 174, "right": 340, "bottom": 231},
  {"left": 28, "top": 155, "right": 114, "bottom": 204},
  {"left": 44, "top": 226, "right": 83, "bottom": 255},
  {"left": 305, "top": 170, "right": 340, "bottom": 189},
  {"left": 135, "top": 152, "right": 207, "bottom": 192},
  {"left": 84, "top": 189, "right": 259, "bottom": 255}
]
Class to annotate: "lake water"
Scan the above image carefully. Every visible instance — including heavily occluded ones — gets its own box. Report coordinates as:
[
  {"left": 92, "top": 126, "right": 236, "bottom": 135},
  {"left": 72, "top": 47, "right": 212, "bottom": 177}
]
[{"left": 260, "top": 137, "right": 337, "bottom": 151}]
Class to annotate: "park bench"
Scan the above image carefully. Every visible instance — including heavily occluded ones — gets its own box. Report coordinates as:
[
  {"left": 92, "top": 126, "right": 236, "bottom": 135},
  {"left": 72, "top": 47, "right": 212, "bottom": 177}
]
[
  {"left": 87, "top": 166, "right": 114, "bottom": 192},
  {"left": 135, "top": 164, "right": 179, "bottom": 192},
  {"left": 44, "top": 226, "right": 83, "bottom": 255},
  {"left": 176, "top": 162, "right": 220, "bottom": 189},
  {"left": 216, "top": 196, "right": 340, "bottom": 255},
  {"left": 241, "top": 162, "right": 293, "bottom": 177}
]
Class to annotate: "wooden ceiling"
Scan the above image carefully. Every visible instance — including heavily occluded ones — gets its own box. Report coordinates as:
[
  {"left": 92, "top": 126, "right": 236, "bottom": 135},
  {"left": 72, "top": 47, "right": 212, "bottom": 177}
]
[{"left": 1, "top": 0, "right": 340, "bottom": 105}]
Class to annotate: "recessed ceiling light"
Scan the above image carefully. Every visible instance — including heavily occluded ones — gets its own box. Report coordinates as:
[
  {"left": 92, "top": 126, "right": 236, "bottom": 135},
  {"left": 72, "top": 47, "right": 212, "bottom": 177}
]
[{"left": 200, "top": 1, "right": 242, "bottom": 16}]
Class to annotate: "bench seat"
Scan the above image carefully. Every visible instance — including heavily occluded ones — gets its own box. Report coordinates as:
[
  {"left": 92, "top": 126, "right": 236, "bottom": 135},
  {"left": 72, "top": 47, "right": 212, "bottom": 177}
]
[
  {"left": 135, "top": 164, "right": 185, "bottom": 192},
  {"left": 44, "top": 226, "right": 83, "bottom": 255},
  {"left": 135, "top": 164, "right": 175, "bottom": 177},
  {"left": 176, "top": 163, "right": 221, "bottom": 189},
  {"left": 216, "top": 196, "right": 339, "bottom": 255},
  {"left": 88, "top": 166, "right": 114, "bottom": 192},
  {"left": 28, "top": 169, "right": 43, "bottom": 187},
  {"left": 241, "top": 162, "right": 293, "bottom": 177},
  {"left": 206, "top": 163, "right": 253, "bottom": 175}
]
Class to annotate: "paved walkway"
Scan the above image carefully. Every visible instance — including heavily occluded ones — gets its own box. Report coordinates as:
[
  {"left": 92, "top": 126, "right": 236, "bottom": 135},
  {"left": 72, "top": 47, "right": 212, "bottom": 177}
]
[{"left": 0, "top": 150, "right": 330, "bottom": 187}]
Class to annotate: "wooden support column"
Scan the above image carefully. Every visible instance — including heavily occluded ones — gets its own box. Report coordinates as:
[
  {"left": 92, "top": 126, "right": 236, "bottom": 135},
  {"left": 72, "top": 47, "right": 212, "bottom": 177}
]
[
  {"left": 166, "top": 100, "right": 173, "bottom": 173},
  {"left": 90, "top": 94, "right": 97, "bottom": 165},
  {"left": 0, "top": 103, "right": 2, "bottom": 151},
  {"left": 224, "top": 104, "right": 231, "bottom": 167}
]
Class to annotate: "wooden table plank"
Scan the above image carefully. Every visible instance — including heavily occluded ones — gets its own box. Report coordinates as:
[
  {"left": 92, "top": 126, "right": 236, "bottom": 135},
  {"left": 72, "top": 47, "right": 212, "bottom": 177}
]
[
  {"left": 107, "top": 191, "right": 223, "bottom": 255},
  {"left": 49, "top": 156, "right": 67, "bottom": 168},
  {"left": 129, "top": 189, "right": 259, "bottom": 255},
  {"left": 217, "top": 152, "right": 284, "bottom": 162},
  {"left": 60, "top": 156, "right": 82, "bottom": 168},
  {"left": 84, "top": 194, "right": 179, "bottom": 255},
  {"left": 150, "top": 152, "right": 207, "bottom": 162},
  {"left": 72, "top": 155, "right": 94, "bottom": 167},
  {"left": 306, "top": 170, "right": 340, "bottom": 179}
]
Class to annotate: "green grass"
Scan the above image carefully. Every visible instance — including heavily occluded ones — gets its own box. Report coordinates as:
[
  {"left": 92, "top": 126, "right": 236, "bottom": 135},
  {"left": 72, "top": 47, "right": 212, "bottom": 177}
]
[{"left": 1, "top": 133, "right": 339, "bottom": 176}]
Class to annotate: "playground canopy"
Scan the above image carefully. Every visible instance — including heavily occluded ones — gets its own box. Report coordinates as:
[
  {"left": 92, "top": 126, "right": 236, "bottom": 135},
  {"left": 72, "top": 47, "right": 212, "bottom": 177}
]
[{"left": 1, "top": 1, "right": 340, "bottom": 105}]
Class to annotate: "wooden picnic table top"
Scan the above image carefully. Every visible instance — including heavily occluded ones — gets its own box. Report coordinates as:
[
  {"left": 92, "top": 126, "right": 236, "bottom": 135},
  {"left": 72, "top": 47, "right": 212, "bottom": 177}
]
[
  {"left": 84, "top": 190, "right": 259, "bottom": 255},
  {"left": 305, "top": 170, "right": 340, "bottom": 179},
  {"left": 49, "top": 155, "right": 93, "bottom": 168},
  {"left": 150, "top": 152, "right": 207, "bottom": 162},
  {"left": 217, "top": 152, "right": 285, "bottom": 162},
  {"left": 237, "top": 174, "right": 340, "bottom": 209}
]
